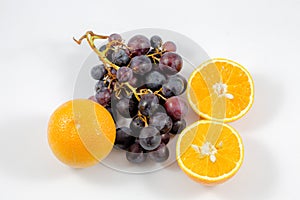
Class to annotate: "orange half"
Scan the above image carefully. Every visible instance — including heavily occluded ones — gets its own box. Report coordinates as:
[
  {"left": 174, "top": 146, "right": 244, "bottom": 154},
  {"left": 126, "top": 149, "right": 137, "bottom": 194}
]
[
  {"left": 187, "top": 58, "right": 254, "bottom": 122},
  {"left": 176, "top": 120, "right": 244, "bottom": 185}
]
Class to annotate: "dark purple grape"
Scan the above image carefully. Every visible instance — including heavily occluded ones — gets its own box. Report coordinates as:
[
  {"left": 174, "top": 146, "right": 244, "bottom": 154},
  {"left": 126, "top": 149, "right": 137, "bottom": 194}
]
[
  {"left": 161, "top": 133, "right": 170, "bottom": 145},
  {"left": 159, "top": 52, "right": 183, "bottom": 75},
  {"left": 139, "top": 126, "right": 161, "bottom": 151},
  {"left": 126, "top": 143, "right": 147, "bottom": 163},
  {"left": 99, "top": 45, "right": 106, "bottom": 52},
  {"left": 149, "top": 143, "right": 169, "bottom": 162},
  {"left": 130, "top": 55, "right": 152, "bottom": 75},
  {"left": 128, "top": 75, "right": 143, "bottom": 88},
  {"left": 108, "top": 33, "right": 122, "bottom": 42},
  {"left": 127, "top": 35, "right": 150, "bottom": 56},
  {"left": 149, "top": 112, "right": 173, "bottom": 134},
  {"left": 171, "top": 119, "right": 186, "bottom": 134},
  {"left": 90, "top": 64, "right": 107, "bottom": 80},
  {"left": 138, "top": 93, "right": 159, "bottom": 117},
  {"left": 164, "top": 96, "right": 188, "bottom": 121},
  {"left": 115, "top": 97, "right": 138, "bottom": 118},
  {"left": 116, "top": 67, "right": 133, "bottom": 83},
  {"left": 106, "top": 49, "right": 114, "bottom": 62},
  {"left": 94, "top": 80, "right": 108, "bottom": 92},
  {"left": 145, "top": 71, "right": 166, "bottom": 91},
  {"left": 88, "top": 95, "right": 98, "bottom": 103},
  {"left": 162, "top": 75, "right": 187, "bottom": 98},
  {"left": 150, "top": 35, "right": 162, "bottom": 49},
  {"left": 130, "top": 116, "right": 145, "bottom": 137},
  {"left": 111, "top": 49, "right": 130, "bottom": 66},
  {"left": 95, "top": 88, "right": 112, "bottom": 107},
  {"left": 162, "top": 41, "right": 177, "bottom": 52},
  {"left": 115, "top": 127, "right": 136, "bottom": 150}
]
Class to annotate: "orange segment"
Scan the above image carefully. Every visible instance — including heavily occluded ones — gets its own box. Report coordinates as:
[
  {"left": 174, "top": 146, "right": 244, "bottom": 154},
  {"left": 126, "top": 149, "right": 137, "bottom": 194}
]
[
  {"left": 176, "top": 120, "right": 244, "bottom": 185},
  {"left": 187, "top": 58, "right": 254, "bottom": 122},
  {"left": 48, "top": 99, "right": 116, "bottom": 168}
]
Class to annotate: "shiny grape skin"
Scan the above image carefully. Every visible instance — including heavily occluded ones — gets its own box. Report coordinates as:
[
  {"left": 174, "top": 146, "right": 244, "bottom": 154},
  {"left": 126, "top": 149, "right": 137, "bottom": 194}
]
[
  {"left": 149, "top": 143, "right": 169, "bottom": 163},
  {"left": 127, "top": 35, "right": 151, "bottom": 56},
  {"left": 164, "top": 96, "right": 188, "bottom": 121},
  {"left": 145, "top": 71, "right": 167, "bottom": 91},
  {"left": 150, "top": 35, "right": 162, "bottom": 49},
  {"left": 130, "top": 116, "right": 145, "bottom": 137},
  {"left": 95, "top": 88, "right": 112, "bottom": 107},
  {"left": 115, "top": 97, "right": 138, "bottom": 118},
  {"left": 90, "top": 64, "right": 107, "bottom": 80},
  {"left": 138, "top": 93, "right": 160, "bottom": 117},
  {"left": 162, "top": 75, "right": 187, "bottom": 98},
  {"left": 162, "top": 41, "right": 177, "bottom": 52},
  {"left": 161, "top": 133, "right": 170, "bottom": 145},
  {"left": 126, "top": 143, "right": 147, "bottom": 163},
  {"left": 115, "top": 127, "right": 136, "bottom": 150},
  {"left": 130, "top": 55, "right": 152, "bottom": 75},
  {"left": 94, "top": 80, "right": 108, "bottom": 92},
  {"left": 159, "top": 52, "right": 183, "bottom": 75},
  {"left": 116, "top": 67, "right": 133, "bottom": 83},
  {"left": 108, "top": 33, "right": 122, "bottom": 42},
  {"left": 171, "top": 119, "right": 186, "bottom": 134},
  {"left": 139, "top": 126, "right": 161, "bottom": 151},
  {"left": 149, "top": 112, "right": 173, "bottom": 134},
  {"left": 111, "top": 49, "right": 130, "bottom": 66}
]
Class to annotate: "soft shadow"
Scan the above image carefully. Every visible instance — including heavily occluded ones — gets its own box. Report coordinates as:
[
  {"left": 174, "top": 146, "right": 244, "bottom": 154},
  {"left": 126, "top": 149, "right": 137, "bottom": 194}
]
[
  {"left": 0, "top": 116, "right": 67, "bottom": 181},
  {"left": 213, "top": 137, "right": 278, "bottom": 200},
  {"left": 231, "top": 74, "right": 284, "bottom": 133}
]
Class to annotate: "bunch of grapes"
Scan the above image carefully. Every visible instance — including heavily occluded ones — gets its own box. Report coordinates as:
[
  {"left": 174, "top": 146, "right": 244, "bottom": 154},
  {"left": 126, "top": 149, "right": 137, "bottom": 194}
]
[{"left": 87, "top": 33, "right": 188, "bottom": 163}]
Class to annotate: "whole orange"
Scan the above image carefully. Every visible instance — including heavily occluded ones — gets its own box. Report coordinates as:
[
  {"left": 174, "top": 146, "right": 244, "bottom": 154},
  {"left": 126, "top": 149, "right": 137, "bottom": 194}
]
[{"left": 48, "top": 99, "right": 116, "bottom": 168}]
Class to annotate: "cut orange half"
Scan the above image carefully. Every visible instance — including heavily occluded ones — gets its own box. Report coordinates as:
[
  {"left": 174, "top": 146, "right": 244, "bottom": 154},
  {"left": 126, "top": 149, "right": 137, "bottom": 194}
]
[
  {"left": 187, "top": 58, "right": 254, "bottom": 122},
  {"left": 176, "top": 120, "right": 244, "bottom": 185}
]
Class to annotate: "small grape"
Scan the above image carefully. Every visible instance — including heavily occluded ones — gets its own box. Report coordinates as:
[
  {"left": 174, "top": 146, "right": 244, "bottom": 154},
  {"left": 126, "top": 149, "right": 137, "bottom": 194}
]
[
  {"left": 159, "top": 52, "right": 183, "bottom": 75},
  {"left": 150, "top": 35, "right": 162, "bottom": 49},
  {"left": 149, "top": 143, "right": 169, "bottom": 163},
  {"left": 111, "top": 49, "right": 130, "bottom": 66},
  {"left": 149, "top": 112, "right": 173, "bottom": 134},
  {"left": 115, "top": 97, "right": 138, "bottom": 118},
  {"left": 94, "top": 80, "right": 108, "bottom": 92},
  {"left": 99, "top": 45, "right": 106, "bottom": 52},
  {"left": 130, "top": 116, "right": 145, "bottom": 137},
  {"left": 138, "top": 93, "right": 159, "bottom": 117},
  {"left": 95, "top": 88, "right": 112, "bottom": 107},
  {"left": 164, "top": 96, "right": 188, "bottom": 121},
  {"left": 130, "top": 55, "right": 152, "bottom": 75},
  {"left": 171, "top": 119, "right": 186, "bottom": 134},
  {"left": 162, "top": 74, "right": 187, "bottom": 98},
  {"left": 161, "top": 133, "right": 170, "bottom": 145},
  {"left": 145, "top": 71, "right": 166, "bottom": 91},
  {"left": 117, "top": 67, "right": 133, "bottom": 83},
  {"left": 139, "top": 126, "right": 161, "bottom": 151},
  {"left": 90, "top": 64, "right": 107, "bottom": 80},
  {"left": 126, "top": 143, "right": 147, "bottom": 163},
  {"left": 108, "top": 33, "right": 122, "bottom": 42},
  {"left": 115, "top": 127, "right": 136, "bottom": 150},
  {"left": 162, "top": 41, "right": 177, "bottom": 52},
  {"left": 127, "top": 35, "right": 150, "bottom": 56}
]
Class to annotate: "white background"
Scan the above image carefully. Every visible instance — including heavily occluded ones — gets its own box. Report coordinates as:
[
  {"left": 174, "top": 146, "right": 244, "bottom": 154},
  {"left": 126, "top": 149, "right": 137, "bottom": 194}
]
[{"left": 0, "top": 0, "right": 299, "bottom": 199}]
